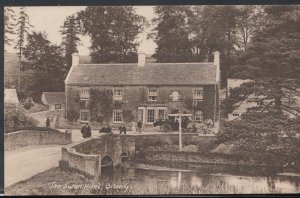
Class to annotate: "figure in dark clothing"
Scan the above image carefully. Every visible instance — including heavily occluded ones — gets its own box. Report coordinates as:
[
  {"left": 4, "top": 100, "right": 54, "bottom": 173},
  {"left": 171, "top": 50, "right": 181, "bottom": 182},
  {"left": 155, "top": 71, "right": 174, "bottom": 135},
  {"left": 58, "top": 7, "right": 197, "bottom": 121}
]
[
  {"left": 81, "top": 122, "right": 91, "bottom": 138},
  {"left": 118, "top": 124, "right": 127, "bottom": 134},
  {"left": 46, "top": 117, "right": 50, "bottom": 128},
  {"left": 137, "top": 120, "right": 143, "bottom": 134},
  {"left": 99, "top": 125, "right": 112, "bottom": 134}
]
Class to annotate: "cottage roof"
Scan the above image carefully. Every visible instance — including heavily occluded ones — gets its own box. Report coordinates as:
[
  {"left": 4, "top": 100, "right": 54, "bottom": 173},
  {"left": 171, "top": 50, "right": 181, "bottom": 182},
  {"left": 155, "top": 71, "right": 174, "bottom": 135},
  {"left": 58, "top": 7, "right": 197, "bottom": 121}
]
[
  {"left": 43, "top": 92, "right": 65, "bottom": 105},
  {"left": 65, "top": 62, "right": 217, "bottom": 86}
]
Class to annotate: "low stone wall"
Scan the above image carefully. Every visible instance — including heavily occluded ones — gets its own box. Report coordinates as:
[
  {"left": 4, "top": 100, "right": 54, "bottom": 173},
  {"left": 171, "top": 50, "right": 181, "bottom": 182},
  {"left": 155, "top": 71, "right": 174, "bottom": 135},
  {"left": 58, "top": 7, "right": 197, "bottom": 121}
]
[
  {"left": 4, "top": 130, "right": 72, "bottom": 150},
  {"left": 134, "top": 134, "right": 218, "bottom": 152},
  {"left": 61, "top": 138, "right": 101, "bottom": 177},
  {"left": 141, "top": 150, "right": 249, "bottom": 166}
]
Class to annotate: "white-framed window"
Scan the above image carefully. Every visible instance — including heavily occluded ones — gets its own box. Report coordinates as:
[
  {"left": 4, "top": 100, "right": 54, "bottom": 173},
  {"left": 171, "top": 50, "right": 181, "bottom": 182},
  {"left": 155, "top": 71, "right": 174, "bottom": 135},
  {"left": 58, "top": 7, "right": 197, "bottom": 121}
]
[
  {"left": 113, "top": 109, "right": 123, "bottom": 123},
  {"left": 232, "top": 113, "right": 240, "bottom": 117},
  {"left": 147, "top": 109, "right": 155, "bottom": 123},
  {"left": 194, "top": 110, "right": 203, "bottom": 122},
  {"left": 158, "top": 109, "right": 166, "bottom": 120},
  {"left": 80, "top": 110, "right": 90, "bottom": 122},
  {"left": 55, "top": 104, "right": 62, "bottom": 109},
  {"left": 193, "top": 88, "right": 203, "bottom": 106},
  {"left": 257, "top": 101, "right": 263, "bottom": 106},
  {"left": 80, "top": 87, "right": 90, "bottom": 99},
  {"left": 113, "top": 87, "right": 123, "bottom": 100},
  {"left": 148, "top": 88, "right": 158, "bottom": 101}
]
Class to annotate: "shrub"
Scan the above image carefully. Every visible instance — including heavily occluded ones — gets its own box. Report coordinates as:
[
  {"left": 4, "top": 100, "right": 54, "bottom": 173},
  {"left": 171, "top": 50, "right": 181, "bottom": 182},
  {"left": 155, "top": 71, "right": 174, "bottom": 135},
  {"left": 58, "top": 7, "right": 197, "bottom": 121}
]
[
  {"left": 4, "top": 107, "right": 37, "bottom": 133},
  {"left": 59, "top": 160, "right": 70, "bottom": 171}
]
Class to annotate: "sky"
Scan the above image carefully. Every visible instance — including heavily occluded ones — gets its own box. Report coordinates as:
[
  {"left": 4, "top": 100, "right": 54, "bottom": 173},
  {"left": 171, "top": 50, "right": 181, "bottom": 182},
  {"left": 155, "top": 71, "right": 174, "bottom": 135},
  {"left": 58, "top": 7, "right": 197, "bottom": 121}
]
[{"left": 5, "top": 6, "right": 157, "bottom": 55}]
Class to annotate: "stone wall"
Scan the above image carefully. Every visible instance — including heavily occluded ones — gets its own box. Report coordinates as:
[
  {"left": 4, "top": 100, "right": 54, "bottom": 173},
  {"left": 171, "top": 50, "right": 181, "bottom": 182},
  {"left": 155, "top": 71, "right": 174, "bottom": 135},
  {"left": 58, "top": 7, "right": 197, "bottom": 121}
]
[
  {"left": 141, "top": 151, "right": 249, "bottom": 166},
  {"left": 134, "top": 134, "right": 218, "bottom": 152},
  {"left": 66, "top": 84, "right": 219, "bottom": 123},
  {"left": 4, "top": 130, "right": 72, "bottom": 150}
]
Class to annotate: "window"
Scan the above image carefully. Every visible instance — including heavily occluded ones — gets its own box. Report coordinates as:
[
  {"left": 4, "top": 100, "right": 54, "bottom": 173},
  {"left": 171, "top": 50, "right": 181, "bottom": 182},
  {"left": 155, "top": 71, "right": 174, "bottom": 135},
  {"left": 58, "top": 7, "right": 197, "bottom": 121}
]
[
  {"left": 193, "top": 88, "right": 203, "bottom": 106},
  {"left": 148, "top": 88, "right": 158, "bottom": 101},
  {"left": 80, "top": 110, "right": 90, "bottom": 122},
  {"left": 147, "top": 109, "right": 155, "bottom": 123},
  {"left": 233, "top": 113, "right": 240, "bottom": 117},
  {"left": 80, "top": 87, "right": 90, "bottom": 99},
  {"left": 194, "top": 111, "right": 203, "bottom": 122},
  {"left": 113, "top": 109, "right": 123, "bottom": 123},
  {"left": 80, "top": 99, "right": 90, "bottom": 109},
  {"left": 158, "top": 109, "right": 166, "bottom": 120},
  {"left": 55, "top": 104, "right": 61, "bottom": 109},
  {"left": 257, "top": 101, "right": 263, "bottom": 106},
  {"left": 113, "top": 88, "right": 123, "bottom": 100}
]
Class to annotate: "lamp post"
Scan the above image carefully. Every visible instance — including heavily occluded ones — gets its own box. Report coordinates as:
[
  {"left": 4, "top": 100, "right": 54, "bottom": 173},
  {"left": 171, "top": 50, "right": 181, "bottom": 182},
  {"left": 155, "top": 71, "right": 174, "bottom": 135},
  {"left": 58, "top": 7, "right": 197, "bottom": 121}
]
[{"left": 168, "top": 112, "right": 192, "bottom": 150}]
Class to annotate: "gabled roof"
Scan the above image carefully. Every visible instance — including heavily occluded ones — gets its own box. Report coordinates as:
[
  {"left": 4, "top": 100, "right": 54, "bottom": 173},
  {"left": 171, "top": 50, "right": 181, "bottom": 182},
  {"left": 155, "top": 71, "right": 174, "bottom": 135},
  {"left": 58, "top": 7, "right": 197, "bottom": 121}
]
[
  {"left": 43, "top": 92, "right": 65, "bottom": 105},
  {"left": 65, "top": 62, "right": 217, "bottom": 86}
]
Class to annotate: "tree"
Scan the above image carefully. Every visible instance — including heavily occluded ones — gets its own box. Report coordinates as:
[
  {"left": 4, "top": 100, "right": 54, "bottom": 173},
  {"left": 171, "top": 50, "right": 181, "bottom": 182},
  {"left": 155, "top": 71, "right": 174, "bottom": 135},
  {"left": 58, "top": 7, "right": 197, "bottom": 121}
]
[
  {"left": 78, "top": 6, "right": 147, "bottom": 63},
  {"left": 22, "top": 32, "right": 67, "bottom": 100},
  {"left": 235, "top": 5, "right": 266, "bottom": 51},
  {"left": 4, "top": 7, "right": 16, "bottom": 46},
  {"left": 149, "top": 6, "right": 193, "bottom": 62},
  {"left": 60, "top": 14, "right": 81, "bottom": 70},
  {"left": 15, "top": 7, "right": 33, "bottom": 62}
]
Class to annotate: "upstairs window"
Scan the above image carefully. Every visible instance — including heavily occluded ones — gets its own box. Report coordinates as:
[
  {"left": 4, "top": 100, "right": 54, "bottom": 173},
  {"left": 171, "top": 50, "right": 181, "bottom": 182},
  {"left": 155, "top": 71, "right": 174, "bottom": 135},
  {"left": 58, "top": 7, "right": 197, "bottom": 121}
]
[
  {"left": 55, "top": 104, "right": 62, "bottom": 109},
  {"left": 148, "top": 88, "right": 158, "bottom": 101},
  {"left": 80, "top": 87, "right": 90, "bottom": 99},
  {"left": 113, "top": 88, "right": 123, "bottom": 100}
]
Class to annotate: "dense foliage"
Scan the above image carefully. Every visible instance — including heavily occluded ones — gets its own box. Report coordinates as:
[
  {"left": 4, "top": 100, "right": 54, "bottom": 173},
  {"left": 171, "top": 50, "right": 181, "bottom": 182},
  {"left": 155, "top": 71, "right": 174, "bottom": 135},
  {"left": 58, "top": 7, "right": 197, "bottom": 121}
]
[
  {"left": 4, "top": 7, "right": 16, "bottom": 45},
  {"left": 78, "top": 6, "right": 147, "bottom": 63},
  {"left": 22, "top": 32, "right": 67, "bottom": 100},
  {"left": 89, "top": 89, "right": 113, "bottom": 122},
  {"left": 60, "top": 14, "right": 81, "bottom": 70},
  {"left": 4, "top": 107, "right": 37, "bottom": 133}
]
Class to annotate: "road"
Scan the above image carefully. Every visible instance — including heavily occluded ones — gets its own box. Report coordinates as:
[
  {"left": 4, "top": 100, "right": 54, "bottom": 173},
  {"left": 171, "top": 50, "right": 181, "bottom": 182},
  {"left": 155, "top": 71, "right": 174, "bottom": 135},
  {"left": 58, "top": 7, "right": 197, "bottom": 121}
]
[{"left": 4, "top": 129, "right": 215, "bottom": 188}]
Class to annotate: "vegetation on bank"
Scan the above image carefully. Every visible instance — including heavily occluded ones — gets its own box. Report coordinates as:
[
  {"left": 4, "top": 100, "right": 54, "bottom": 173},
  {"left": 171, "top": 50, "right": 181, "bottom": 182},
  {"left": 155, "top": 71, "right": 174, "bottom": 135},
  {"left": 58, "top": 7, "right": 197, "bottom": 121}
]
[{"left": 5, "top": 167, "right": 277, "bottom": 195}]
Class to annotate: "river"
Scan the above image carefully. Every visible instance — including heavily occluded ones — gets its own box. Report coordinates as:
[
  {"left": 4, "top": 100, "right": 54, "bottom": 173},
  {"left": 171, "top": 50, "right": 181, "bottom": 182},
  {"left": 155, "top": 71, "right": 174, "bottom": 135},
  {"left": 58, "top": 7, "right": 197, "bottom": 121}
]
[{"left": 101, "top": 164, "right": 300, "bottom": 194}]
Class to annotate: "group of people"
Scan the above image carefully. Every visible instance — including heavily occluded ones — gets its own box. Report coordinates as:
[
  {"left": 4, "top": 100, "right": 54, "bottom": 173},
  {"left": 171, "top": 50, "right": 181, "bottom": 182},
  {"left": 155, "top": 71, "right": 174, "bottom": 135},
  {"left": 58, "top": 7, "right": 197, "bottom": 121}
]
[{"left": 80, "top": 120, "right": 143, "bottom": 138}]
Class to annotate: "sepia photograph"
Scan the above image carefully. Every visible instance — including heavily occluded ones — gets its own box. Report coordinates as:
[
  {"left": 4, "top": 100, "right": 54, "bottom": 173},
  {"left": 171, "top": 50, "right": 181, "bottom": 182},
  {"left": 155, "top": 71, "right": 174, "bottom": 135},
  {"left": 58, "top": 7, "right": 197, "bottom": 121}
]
[{"left": 3, "top": 3, "right": 300, "bottom": 196}]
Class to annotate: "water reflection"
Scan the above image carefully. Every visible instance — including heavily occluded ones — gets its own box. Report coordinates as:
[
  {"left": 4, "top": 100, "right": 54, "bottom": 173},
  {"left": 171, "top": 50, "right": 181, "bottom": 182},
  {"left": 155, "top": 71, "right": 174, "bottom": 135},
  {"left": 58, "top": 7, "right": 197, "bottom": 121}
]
[{"left": 100, "top": 165, "right": 300, "bottom": 194}]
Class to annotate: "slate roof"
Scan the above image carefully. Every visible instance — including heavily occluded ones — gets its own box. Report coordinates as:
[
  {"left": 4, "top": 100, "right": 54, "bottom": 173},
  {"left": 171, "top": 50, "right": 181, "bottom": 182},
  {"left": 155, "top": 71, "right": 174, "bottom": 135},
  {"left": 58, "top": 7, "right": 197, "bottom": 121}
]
[
  {"left": 43, "top": 92, "right": 65, "bottom": 105},
  {"left": 66, "top": 62, "right": 217, "bottom": 86}
]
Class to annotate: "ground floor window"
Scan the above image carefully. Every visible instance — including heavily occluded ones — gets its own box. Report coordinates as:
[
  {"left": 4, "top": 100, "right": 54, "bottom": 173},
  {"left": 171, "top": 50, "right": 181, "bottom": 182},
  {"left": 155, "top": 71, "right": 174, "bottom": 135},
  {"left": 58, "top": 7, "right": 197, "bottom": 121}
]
[
  {"left": 113, "top": 109, "right": 123, "bottom": 123},
  {"left": 158, "top": 109, "right": 166, "bottom": 120},
  {"left": 147, "top": 109, "right": 155, "bottom": 123},
  {"left": 138, "top": 109, "right": 144, "bottom": 122},
  {"left": 194, "top": 110, "right": 203, "bottom": 122},
  {"left": 80, "top": 110, "right": 90, "bottom": 122}
]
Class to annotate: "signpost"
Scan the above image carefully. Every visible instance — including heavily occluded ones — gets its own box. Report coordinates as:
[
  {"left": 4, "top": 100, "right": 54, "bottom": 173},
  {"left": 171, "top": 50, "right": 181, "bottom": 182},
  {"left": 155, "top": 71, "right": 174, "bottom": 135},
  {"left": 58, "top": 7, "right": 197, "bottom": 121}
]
[{"left": 168, "top": 112, "right": 193, "bottom": 150}]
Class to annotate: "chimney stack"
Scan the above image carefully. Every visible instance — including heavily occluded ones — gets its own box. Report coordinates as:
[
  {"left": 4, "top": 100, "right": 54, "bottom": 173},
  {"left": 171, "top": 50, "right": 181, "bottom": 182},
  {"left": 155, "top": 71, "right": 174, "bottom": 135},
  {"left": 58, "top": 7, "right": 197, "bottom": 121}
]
[
  {"left": 72, "top": 53, "right": 79, "bottom": 67},
  {"left": 214, "top": 51, "right": 221, "bottom": 84},
  {"left": 138, "top": 52, "right": 146, "bottom": 67}
]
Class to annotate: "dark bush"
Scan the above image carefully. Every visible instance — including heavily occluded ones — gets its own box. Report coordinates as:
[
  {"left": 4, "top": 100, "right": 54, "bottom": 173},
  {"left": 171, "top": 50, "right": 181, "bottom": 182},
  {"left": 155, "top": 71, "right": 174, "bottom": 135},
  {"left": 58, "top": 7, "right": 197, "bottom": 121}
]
[
  {"left": 4, "top": 107, "right": 37, "bottom": 133},
  {"left": 59, "top": 160, "right": 70, "bottom": 171}
]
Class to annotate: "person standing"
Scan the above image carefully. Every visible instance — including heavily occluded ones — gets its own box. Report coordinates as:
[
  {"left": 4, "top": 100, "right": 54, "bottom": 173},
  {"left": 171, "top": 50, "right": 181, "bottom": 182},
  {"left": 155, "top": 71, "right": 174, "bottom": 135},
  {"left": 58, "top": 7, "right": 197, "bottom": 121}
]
[
  {"left": 131, "top": 121, "right": 137, "bottom": 134},
  {"left": 46, "top": 117, "right": 50, "bottom": 128},
  {"left": 81, "top": 122, "right": 91, "bottom": 138},
  {"left": 137, "top": 120, "right": 143, "bottom": 134},
  {"left": 118, "top": 123, "right": 127, "bottom": 134}
]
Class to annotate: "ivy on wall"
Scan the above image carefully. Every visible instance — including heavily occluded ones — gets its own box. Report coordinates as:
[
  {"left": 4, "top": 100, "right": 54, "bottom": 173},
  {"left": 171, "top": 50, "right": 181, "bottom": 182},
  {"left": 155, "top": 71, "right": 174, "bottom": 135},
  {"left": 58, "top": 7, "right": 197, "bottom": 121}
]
[
  {"left": 89, "top": 88, "right": 113, "bottom": 122},
  {"left": 183, "top": 97, "right": 203, "bottom": 111},
  {"left": 122, "top": 110, "right": 135, "bottom": 123}
]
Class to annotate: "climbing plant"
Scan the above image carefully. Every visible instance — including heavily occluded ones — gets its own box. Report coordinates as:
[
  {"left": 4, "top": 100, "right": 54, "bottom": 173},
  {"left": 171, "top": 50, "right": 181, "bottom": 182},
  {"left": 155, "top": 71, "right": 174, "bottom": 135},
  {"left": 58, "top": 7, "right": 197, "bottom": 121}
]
[
  {"left": 183, "top": 97, "right": 203, "bottom": 111},
  {"left": 122, "top": 110, "right": 135, "bottom": 123},
  {"left": 89, "top": 88, "right": 113, "bottom": 122}
]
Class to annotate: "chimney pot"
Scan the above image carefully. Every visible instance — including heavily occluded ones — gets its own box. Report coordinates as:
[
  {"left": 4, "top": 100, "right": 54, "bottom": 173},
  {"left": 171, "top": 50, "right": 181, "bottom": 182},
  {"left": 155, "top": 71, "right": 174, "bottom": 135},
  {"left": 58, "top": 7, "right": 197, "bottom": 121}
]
[
  {"left": 138, "top": 52, "right": 146, "bottom": 67},
  {"left": 72, "top": 53, "right": 79, "bottom": 67}
]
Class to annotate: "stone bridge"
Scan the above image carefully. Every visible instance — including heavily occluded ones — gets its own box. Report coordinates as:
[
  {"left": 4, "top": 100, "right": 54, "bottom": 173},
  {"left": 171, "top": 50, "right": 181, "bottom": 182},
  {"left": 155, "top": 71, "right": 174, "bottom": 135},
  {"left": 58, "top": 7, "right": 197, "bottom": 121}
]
[
  {"left": 61, "top": 134, "right": 135, "bottom": 177},
  {"left": 61, "top": 133, "right": 217, "bottom": 177}
]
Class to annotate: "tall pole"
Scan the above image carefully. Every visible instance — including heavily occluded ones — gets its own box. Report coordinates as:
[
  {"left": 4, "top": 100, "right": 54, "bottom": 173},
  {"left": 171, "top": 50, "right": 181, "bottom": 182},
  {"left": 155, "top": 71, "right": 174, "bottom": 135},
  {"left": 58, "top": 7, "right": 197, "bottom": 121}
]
[{"left": 179, "top": 115, "right": 182, "bottom": 150}]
